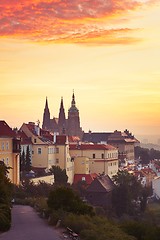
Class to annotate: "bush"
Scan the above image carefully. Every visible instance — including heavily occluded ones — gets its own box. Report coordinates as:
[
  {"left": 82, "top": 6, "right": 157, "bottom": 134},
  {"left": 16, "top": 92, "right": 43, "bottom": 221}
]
[
  {"left": 0, "top": 204, "right": 11, "bottom": 232},
  {"left": 47, "top": 186, "right": 95, "bottom": 216}
]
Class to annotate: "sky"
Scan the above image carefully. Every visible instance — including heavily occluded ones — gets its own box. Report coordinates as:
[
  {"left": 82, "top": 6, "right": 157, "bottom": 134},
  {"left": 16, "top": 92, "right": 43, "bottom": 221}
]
[{"left": 0, "top": 0, "right": 160, "bottom": 139}]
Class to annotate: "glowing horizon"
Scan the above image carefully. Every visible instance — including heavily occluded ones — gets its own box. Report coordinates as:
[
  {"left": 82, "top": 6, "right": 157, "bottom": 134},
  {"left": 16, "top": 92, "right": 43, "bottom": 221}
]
[{"left": 0, "top": 0, "right": 160, "bottom": 138}]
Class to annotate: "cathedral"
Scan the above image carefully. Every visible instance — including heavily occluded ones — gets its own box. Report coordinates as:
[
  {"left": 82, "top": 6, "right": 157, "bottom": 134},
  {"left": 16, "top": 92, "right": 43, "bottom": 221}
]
[{"left": 42, "top": 92, "right": 83, "bottom": 139}]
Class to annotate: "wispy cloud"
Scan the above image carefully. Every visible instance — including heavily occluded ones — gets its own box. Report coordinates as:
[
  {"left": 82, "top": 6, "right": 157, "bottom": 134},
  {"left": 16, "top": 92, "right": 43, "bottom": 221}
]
[{"left": 0, "top": 0, "right": 156, "bottom": 44}]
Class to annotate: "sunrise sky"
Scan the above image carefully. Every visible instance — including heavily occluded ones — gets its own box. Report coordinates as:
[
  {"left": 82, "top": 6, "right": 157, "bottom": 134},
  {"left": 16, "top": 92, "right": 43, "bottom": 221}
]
[{"left": 0, "top": 0, "right": 160, "bottom": 138}]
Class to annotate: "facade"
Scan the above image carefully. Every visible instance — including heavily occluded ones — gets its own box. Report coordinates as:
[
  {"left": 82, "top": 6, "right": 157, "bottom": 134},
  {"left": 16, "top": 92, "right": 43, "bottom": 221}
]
[
  {"left": 54, "top": 135, "right": 74, "bottom": 184},
  {"left": 69, "top": 143, "right": 119, "bottom": 178},
  {"left": 74, "top": 156, "right": 90, "bottom": 175},
  {"left": 20, "top": 122, "right": 74, "bottom": 184},
  {"left": 0, "top": 120, "right": 20, "bottom": 185},
  {"left": 20, "top": 122, "right": 55, "bottom": 169},
  {"left": 152, "top": 177, "right": 160, "bottom": 199},
  {"left": 83, "top": 129, "right": 139, "bottom": 164},
  {"left": 42, "top": 92, "right": 83, "bottom": 139}
]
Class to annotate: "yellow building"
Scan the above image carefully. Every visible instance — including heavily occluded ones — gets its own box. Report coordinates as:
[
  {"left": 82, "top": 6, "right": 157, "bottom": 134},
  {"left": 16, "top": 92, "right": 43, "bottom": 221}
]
[
  {"left": 74, "top": 156, "right": 90, "bottom": 175},
  {"left": 20, "top": 122, "right": 55, "bottom": 169},
  {"left": 69, "top": 143, "right": 118, "bottom": 178},
  {"left": 20, "top": 122, "right": 74, "bottom": 184},
  {"left": 0, "top": 121, "right": 20, "bottom": 185},
  {"left": 54, "top": 135, "right": 74, "bottom": 184}
]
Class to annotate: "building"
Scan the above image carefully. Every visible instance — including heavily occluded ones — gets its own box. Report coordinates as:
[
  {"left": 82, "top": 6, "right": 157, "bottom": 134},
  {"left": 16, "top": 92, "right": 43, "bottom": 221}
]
[
  {"left": 20, "top": 122, "right": 74, "bottom": 184},
  {"left": 42, "top": 92, "right": 83, "bottom": 139},
  {"left": 83, "top": 129, "right": 139, "bottom": 165},
  {"left": 69, "top": 143, "right": 119, "bottom": 178},
  {"left": 85, "top": 174, "right": 115, "bottom": 210},
  {"left": 0, "top": 120, "right": 20, "bottom": 185},
  {"left": 54, "top": 135, "right": 74, "bottom": 184},
  {"left": 20, "top": 122, "right": 55, "bottom": 170}
]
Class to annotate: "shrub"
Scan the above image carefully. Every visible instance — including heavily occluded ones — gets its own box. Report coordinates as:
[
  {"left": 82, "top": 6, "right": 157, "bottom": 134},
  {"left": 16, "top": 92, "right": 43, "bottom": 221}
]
[{"left": 0, "top": 204, "right": 11, "bottom": 232}]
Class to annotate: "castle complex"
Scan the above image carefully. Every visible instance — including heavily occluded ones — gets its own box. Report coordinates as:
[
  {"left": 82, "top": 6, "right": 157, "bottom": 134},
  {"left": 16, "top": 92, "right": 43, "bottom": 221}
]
[{"left": 42, "top": 92, "right": 83, "bottom": 139}]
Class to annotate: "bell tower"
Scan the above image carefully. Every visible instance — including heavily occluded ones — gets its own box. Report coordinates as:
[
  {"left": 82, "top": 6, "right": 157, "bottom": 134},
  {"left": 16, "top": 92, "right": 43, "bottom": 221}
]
[{"left": 67, "top": 91, "right": 83, "bottom": 138}]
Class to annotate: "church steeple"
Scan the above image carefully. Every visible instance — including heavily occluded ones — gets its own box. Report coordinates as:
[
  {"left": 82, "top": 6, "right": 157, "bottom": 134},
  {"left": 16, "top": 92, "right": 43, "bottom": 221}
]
[
  {"left": 69, "top": 90, "right": 78, "bottom": 113},
  {"left": 58, "top": 97, "right": 66, "bottom": 134},
  {"left": 67, "top": 91, "right": 83, "bottom": 138},
  {"left": 45, "top": 97, "right": 49, "bottom": 109},
  {"left": 71, "top": 91, "right": 76, "bottom": 108},
  {"left": 42, "top": 97, "right": 51, "bottom": 130}
]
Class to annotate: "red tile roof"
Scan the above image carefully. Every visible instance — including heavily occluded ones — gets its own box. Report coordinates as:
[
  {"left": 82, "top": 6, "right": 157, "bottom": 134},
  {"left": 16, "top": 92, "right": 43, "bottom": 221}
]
[
  {"left": 18, "top": 130, "right": 32, "bottom": 145},
  {"left": 141, "top": 168, "right": 156, "bottom": 176},
  {"left": 0, "top": 120, "right": 15, "bottom": 137},
  {"left": 68, "top": 136, "right": 81, "bottom": 143},
  {"left": 69, "top": 143, "right": 116, "bottom": 151},
  {"left": 74, "top": 173, "right": 98, "bottom": 185}
]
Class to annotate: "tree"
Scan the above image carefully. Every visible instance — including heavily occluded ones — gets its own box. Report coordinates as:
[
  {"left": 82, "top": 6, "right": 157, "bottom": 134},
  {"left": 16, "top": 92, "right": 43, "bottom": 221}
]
[
  {"left": 47, "top": 186, "right": 94, "bottom": 216},
  {"left": 49, "top": 166, "right": 68, "bottom": 185},
  {"left": 20, "top": 149, "right": 26, "bottom": 172},
  {"left": 135, "top": 146, "right": 150, "bottom": 164},
  {"left": 112, "top": 170, "right": 142, "bottom": 216},
  {"left": 0, "top": 161, "right": 13, "bottom": 231},
  {"left": 25, "top": 145, "right": 32, "bottom": 172}
]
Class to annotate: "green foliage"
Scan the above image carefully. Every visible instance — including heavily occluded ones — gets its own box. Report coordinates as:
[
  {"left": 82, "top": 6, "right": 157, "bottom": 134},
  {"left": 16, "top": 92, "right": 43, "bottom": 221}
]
[
  {"left": 121, "top": 220, "right": 160, "bottom": 240},
  {"left": 49, "top": 165, "right": 68, "bottom": 185},
  {"left": 0, "top": 162, "right": 13, "bottom": 231},
  {"left": 112, "top": 170, "right": 142, "bottom": 216},
  {"left": 135, "top": 146, "right": 160, "bottom": 164},
  {"left": 20, "top": 149, "right": 26, "bottom": 172},
  {"left": 25, "top": 145, "right": 32, "bottom": 172},
  {"left": 62, "top": 214, "right": 136, "bottom": 240},
  {"left": 0, "top": 204, "right": 11, "bottom": 231},
  {"left": 20, "top": 146, "right": 32, "bottom": 176},
  {"left": 14, "top": 180, "right": 54, "bottom": 199},
  {"left": 47, "top": 186, "right": 94, "bottom": 216}
]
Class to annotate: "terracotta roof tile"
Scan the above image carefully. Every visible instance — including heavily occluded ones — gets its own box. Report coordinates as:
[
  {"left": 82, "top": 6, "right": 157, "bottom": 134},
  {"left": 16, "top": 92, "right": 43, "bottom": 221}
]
[
  {"left": 73, "top": 173, "right": 98, "bottom": 185},
  {"left": 69, "top": 143, "right": 116, "bottom": 151},
  {"left": 0, "top": 120, "right": 15, "bottom": 137}
]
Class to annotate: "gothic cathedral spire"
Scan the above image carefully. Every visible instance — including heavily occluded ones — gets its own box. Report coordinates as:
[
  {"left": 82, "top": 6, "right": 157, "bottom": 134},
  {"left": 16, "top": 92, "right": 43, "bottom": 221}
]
[
  {"left": 58, "top": 97, "right": 66, "bottom": 134},
  {"left": 67, "top": 91, "right": 83, "bottom": 138},
  {"left": 42, "top": 97, "right": 51, "bottom": 130}
]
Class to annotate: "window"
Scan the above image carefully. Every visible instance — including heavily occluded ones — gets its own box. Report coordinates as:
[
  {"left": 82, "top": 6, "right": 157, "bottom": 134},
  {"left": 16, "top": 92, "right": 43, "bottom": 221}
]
[
  {"left": 56, "top": 148, "right": 59, "bottom": 153},
  {"left": 93, "top": 153, "right": 95, "bottom": 159},
  {"left": 82, "top": 177, "right": 86, "bottom": 181},
  {"left": 38, "top": 148, "right": 42, "bottom": 154},
  {"left": 102, "top": 153, "right": 104, "bottom": 159},
  {"left": 6, "top": 142, "right": 9, "bottom": 150},
  {"left": 34, "top": 139, "right": 37, "bottom": 143},
  {"left": 56, "top": 159, "right": 59, "bottom": 164},
  {"left": 2, "top": 142, "right": 4, "bottom": 150}
]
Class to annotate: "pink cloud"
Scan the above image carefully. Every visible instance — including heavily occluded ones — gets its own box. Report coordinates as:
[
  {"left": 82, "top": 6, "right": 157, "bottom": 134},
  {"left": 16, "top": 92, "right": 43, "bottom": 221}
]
[{"left": 0, "top": 0, "right": 156, "bottom": 44}]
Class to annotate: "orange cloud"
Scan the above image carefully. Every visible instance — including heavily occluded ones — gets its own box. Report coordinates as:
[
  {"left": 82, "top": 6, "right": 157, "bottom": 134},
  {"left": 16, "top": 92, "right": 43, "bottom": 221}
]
[{"left": 0, "top": 0, "right": 156, "bottom": 44}]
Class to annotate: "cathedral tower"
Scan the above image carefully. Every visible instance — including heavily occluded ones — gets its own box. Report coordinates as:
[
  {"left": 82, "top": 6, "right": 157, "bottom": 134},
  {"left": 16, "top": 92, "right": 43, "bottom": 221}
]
[
  {"left": 67, "top": 91, "right": 83, "bottom": 138},
  {"left": 58, "top": 97, "right": 66, "bottom": 134},
  {"left": 42, "top": 97, "right": 51, "bottom": 130}
]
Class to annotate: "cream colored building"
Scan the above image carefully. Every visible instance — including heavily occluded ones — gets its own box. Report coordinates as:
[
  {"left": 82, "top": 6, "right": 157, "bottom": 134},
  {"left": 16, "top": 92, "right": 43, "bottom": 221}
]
[
  {"left": 69, "top": 143, "right": 118, "bottom": 178},
  {"left": 54, "top": 135, "right": 74, "bottom": 184},
  {"left": 0, "top": 121, "right": 20, "bottom": 185},
  {"left": 20, "top": 122, "right": 55, "bottom": 169},
  {"left": 20, "top": 123, "right": 74, "bottom": 184},
  {"left": 74, "top": 156, "right": 90, "bottom": 175}
]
